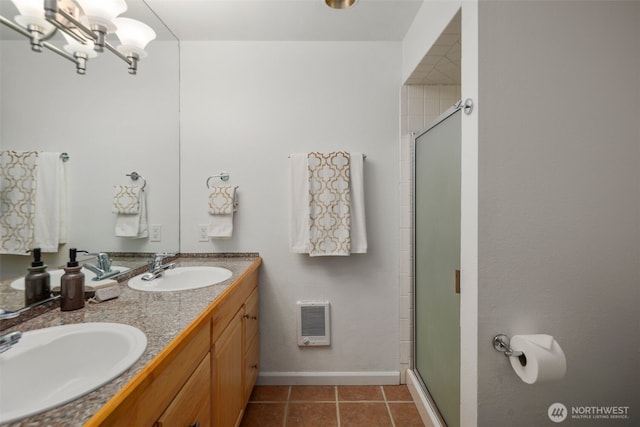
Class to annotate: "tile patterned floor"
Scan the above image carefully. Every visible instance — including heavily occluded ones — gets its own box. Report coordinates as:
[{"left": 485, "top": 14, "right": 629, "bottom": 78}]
[{"left": 240, "top": 385, "right": 425, "bottom": 427}]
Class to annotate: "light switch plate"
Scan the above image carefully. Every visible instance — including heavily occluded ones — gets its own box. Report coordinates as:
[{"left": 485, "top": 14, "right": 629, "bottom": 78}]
[
  {"left": 198, "top": 225, "right": 209, "bottom": 242},
  {"left": 150, "top": 224, "right": 161, "bottom": 242}
]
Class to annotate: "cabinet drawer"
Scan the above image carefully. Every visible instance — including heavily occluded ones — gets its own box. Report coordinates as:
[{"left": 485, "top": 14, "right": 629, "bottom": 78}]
[
  {"left": 243, "top": 287, "right": 259, "bottom": 348},
  {"left": 157, "top": 353, "right": 211, "bottom": 427},
  {"left": 244, "top": 335, "right": 260, "bottom": 402},
  {"left": 96, "top": 319, "right": 211, "bottom": 426}
]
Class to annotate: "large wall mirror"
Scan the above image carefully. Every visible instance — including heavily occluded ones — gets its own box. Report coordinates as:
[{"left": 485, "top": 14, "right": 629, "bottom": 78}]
[{"left": 0, "top": 0, "right": 180, "bottom": 307}]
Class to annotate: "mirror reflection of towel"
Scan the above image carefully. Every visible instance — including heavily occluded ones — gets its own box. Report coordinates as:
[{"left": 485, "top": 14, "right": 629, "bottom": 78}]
[
  {"left": 208, "top": 186, "right": 238, "bottom": 238},
  {"left": 0, "top": 150, "right": 69, "bottom": 254},
  {"left": 113, "top": 185, "right": 148, "bottom": 238},
  {"left": 35, "top": 152, "right": 69, "bottom": 251},
  {"left": 113, "top": 185, "right": 141, "bottom": 214},
  {"left": 0, "top": 150, "right": 38, "bottom": 254}
]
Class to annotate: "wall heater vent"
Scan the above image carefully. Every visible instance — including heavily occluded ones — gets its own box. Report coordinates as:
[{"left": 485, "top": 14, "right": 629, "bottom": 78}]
[{"left": 297, "top": 301, "right": 330, "bottom": 346}]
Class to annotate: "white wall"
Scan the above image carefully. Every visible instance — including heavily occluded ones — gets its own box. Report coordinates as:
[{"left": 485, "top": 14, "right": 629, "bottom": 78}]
[
  {"left": 402, "top": 1, "right": 462, "bottom": 84},
  {"left": 401, "top": 1, "right": 478, "bottom": 424},
  {"left": 477, "top": 1, "right": 640, "bottom": 425},
  {"left": 0, "top": 40, "right": 180, "bottom": 277},
  {"left": 459, "top": 3, "right": 478, "bottom": 426},
  {"left": 179, "top": 41, "right": 402, "bottom": 382}
]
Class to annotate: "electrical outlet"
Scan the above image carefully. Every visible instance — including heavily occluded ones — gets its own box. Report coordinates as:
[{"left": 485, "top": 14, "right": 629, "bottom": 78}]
[
  {"left": 198, "top": 225, "right": 209, "bottom": 242},
  {"left": 150, "top": 224, "right": 162, "bottom": 242}
]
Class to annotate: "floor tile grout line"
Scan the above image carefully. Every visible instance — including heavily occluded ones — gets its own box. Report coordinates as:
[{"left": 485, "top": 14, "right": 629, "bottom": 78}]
[
  {"left": 335, "top": 386, "right": 341, "bottom": 427},
  {"left": 283, "top": 386, "right": 291, "bottom": 427},
  {"left": 381, "top": 385, "right": 397, "bottom": 427}
]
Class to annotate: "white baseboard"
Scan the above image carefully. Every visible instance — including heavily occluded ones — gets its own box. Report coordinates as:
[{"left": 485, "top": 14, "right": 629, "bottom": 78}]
[
  {"left": 257, "top": 371, "right": 400, "bottom": 386},
  {"left": 406, "top": 369, "right": 444, "bottom": 427}
]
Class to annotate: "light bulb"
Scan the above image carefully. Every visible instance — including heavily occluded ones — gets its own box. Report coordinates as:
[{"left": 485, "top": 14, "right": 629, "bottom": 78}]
[
  {"left": 61, "top": 32, "right": 98, "bottom": 58},
  {"left": 11, "top": 0, "right": 43, "bottom": 17},
  {"left": 10, "top": 0, "right": 54, "bottom": 32},
  {"left": 76, "top": 0, "right": 127, "bottom": 33},
  {"left": 115, "top": 17, "right": 156, "bottom": 58}
]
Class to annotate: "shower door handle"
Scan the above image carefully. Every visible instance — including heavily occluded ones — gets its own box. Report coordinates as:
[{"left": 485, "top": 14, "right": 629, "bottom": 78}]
[{"left": 455, "top": 269, "right": 460, "bottom": 294}]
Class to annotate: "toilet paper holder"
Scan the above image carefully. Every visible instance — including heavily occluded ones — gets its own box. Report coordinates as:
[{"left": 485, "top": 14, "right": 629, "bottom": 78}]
[{"left": 493, "top": 334, "right": 523, "bottom": 357}]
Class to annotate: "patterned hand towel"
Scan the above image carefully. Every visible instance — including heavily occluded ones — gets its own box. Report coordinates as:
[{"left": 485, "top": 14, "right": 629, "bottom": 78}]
[
  {"left": 0, "top": 150, "right": 38, "bottom": 254},
  {"left": 308, "top": 151, "right": 351, "bottom": 256},
  {"left": 208, "top": 186, "right": 238, "bottom": 238},
  {"left": 113, "top": 185, "right": 148, "bottom": 238},
  {"left": 113, "top": 185, "right": 141, "bottom": 214}
]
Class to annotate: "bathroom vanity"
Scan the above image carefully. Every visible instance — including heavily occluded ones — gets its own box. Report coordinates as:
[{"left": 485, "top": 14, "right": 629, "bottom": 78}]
[{"left": 0, "top": 254, "right": 261, "bottom": 427}]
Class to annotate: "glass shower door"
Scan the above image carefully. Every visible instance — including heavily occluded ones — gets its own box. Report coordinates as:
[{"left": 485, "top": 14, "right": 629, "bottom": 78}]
[{"left": 414, "top": 108, "right": 461, "bottom": 427}]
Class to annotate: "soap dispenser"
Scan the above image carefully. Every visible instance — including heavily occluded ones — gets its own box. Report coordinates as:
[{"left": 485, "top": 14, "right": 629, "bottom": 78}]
[
  {"left": 60, "top": 248, "right": 85, "bottom": 311},
  {"left": 25, "top": 247, "right": 51, "bottom": 306}
]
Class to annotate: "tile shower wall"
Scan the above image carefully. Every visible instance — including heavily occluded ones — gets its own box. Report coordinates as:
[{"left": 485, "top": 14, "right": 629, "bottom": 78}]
[{"left": 398, "top": 85, "right": 461, "bottom": 383}]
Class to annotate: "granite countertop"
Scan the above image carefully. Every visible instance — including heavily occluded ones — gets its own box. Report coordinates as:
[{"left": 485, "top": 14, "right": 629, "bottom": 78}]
[{"left": 0, "top": 254, "right": 260, "bottom": 427}]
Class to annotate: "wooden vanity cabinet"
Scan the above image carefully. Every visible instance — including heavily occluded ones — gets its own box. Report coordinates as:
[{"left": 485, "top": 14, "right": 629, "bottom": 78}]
[
  {"left": 211, "top": 267, "right": 260, "bottom": 427},
  {"left": 85, "top": 259, "right": 261, "bottom": 427}
]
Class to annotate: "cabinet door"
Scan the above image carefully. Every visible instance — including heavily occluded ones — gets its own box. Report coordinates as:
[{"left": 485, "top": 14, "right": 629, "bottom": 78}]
[
  {"left": 243, "top": 287, "right": 259, "bottom": 402},
  {"left": 157, "top": 353, "right": 211, "bottom": 427},
  {"left": 213, "top": 310, "right": 244, "bottom": 427},
  {"left": 244, "top": 335, "right": 259, "bottom": 402},
  {"left": 243, "top": 287, "right": 259, "bottom": 348}
]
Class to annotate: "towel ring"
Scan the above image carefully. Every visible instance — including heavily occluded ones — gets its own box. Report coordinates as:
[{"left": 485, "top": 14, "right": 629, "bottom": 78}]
[
  {"left": 126, "top": 171, "right": 147, "bottom": 190},
  {"left": 207, "top": 172, "right": 230, "bottom": 188}
]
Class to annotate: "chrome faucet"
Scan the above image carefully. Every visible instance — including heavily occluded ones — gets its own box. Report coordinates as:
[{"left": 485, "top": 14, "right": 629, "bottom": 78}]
[
  {"left": 0, "top": 295, "right": 61, "bottom": 320},
  {"left": 0, "top": 331, "right": 22, "bottom": 354},
  {"left": 81, "top": 251, "right": 120, "bottom": 281},
  {"left": 141, "top": 253, "right": 176, "bottom": 281}
]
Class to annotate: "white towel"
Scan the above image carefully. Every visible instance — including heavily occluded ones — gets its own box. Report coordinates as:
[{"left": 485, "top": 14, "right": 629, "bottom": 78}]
[
  {"left": 114, "top": 185, "right": 148, "bottom": 238},
  {"left": 58, "top": 160, "right": 69, "bottom": 244},
  {"left": 0, "top": 150, "right": 38, "bottom": 254},
  {"left": 349, "top": 152, "right": 367, "bottom": 253},
  {"left": 289, "top": 152, "right": 367, "bottom": 255},
  {"left": 289, "top": 153, "right": 310, "bottom": 253},
  {"left": 34, "top": 152, "right": 68, "bottom": 252},
  {"left": 208, "top": 186, "right": 237, "bottom": 238}
]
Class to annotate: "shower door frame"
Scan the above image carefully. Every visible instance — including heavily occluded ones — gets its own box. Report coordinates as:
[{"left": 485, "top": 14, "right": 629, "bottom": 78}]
[{"left": 411, "top": 102, "right": 462, "bottom": 427}]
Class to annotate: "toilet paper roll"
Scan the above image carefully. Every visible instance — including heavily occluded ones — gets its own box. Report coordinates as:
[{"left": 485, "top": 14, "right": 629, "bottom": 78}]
[{"left": 509, "top": 334, "right": 566, "bottom": 384}]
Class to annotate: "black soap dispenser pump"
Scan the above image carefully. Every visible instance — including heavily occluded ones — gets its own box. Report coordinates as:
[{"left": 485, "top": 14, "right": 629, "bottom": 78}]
[
  {"left": 25, "top": 248, "right": 51, "bottom": 306},
  {"left": 60, "top": 248, "right": 85, "bottom": 311}
]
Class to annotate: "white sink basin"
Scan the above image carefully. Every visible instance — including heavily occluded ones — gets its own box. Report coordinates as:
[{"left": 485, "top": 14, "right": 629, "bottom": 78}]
[
  {"left": 10, "top": 266, "right": 130, "bottom": 291},
  {"left": 0, "top": 322, "right": 146, "bottom": 424},
  {"left": 128, "top": 266, "right": 232, "bottom": 292}
]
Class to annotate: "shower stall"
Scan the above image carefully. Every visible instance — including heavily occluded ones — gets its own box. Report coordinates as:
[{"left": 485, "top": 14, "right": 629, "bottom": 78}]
[{"left": 412, "top": 104, "right": 462, "bottom": 427}]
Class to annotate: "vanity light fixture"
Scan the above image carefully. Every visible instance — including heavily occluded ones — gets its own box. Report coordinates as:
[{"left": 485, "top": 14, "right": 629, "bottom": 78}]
[
  {"left": 0, "top": 0, "right": 156, "bottom": 75},
  {"left": 114, "top": 17, "right": 156, "bottom": 75},
  {"left": 325, "top": 0, "right": 358, "bottom": 9}
]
